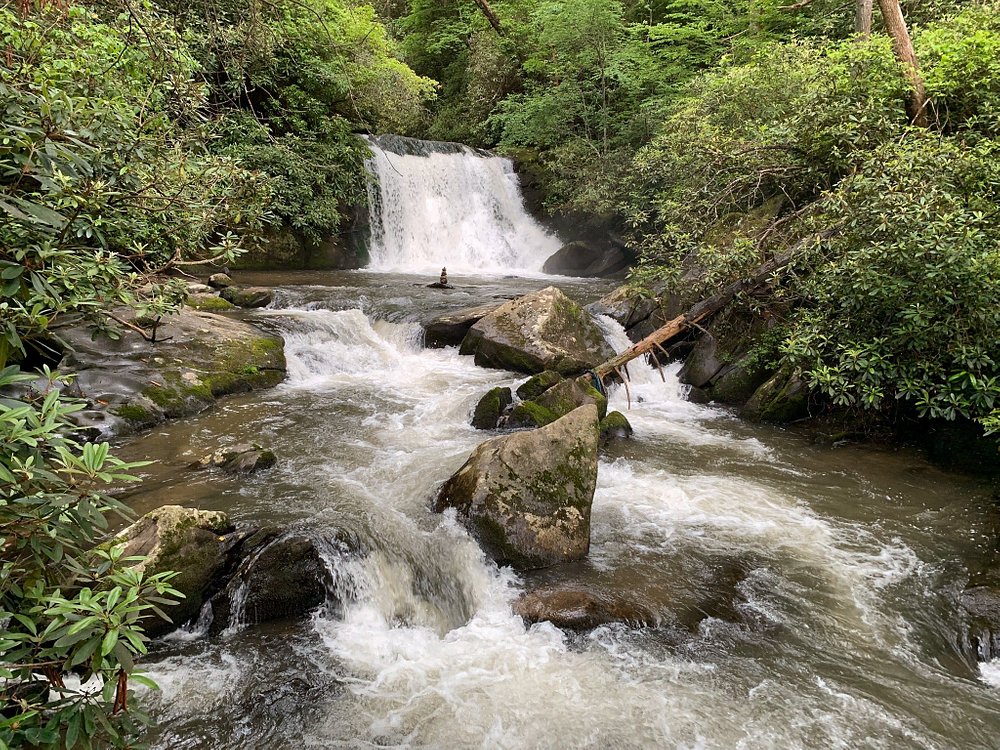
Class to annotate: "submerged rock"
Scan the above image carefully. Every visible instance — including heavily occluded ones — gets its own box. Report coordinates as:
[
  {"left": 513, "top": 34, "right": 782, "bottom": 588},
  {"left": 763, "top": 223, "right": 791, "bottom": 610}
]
[
  {"left": 459, "top": 286, "right": 614, "bottom": 375},
  {"left": 435, "top": 404, "right": 600, "bottom": 569},
  {"left": 107, "top": 505, "right": 237, "bottom": 637},
  {"left": 220, "top": 285, "right": 274, "bottom": 309},
  {"left": 191, "top": 443, "right": 277, "bottom": 473},
  {"left": 514, "top": 585, "right": 656, "bottom": 630},
  {"left": 423, "top": 302, "right": 503, "bottom": 349},
  {"left": 471, "top": 387, "right": 513, "bottom": 430}
]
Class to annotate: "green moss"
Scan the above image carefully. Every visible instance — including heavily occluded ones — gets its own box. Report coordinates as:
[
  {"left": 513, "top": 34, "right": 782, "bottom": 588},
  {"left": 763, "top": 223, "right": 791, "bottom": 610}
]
[
  {"left": 516, "top": 371, "right": 563, "bottom": 401},
  {"left": 472, "top": 387, "right": 513, "bottom": 429},
  {"left": 187, "top": 295, "right": 235, "bottom": 312},
  {"left": 599, "top": 411, "right": 633, "bottom": 442},
  {"left": 113, "top": 403, "right": 157, "bottom": 424},
  {"left": 508, "top": 401, "right": 558, "bottom": 428}
]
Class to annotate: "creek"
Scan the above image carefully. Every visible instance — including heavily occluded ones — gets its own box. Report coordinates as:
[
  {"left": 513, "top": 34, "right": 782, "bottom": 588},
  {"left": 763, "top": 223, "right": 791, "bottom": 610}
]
[{"left": 120, "top": 138, "right": 1000, "bottom": 749}]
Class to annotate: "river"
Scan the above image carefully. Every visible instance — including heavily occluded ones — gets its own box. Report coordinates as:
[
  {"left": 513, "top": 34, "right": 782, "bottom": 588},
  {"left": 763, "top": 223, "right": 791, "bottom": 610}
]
[{"left": 120, "top": 137, "right": 1000, "bottom": 748}]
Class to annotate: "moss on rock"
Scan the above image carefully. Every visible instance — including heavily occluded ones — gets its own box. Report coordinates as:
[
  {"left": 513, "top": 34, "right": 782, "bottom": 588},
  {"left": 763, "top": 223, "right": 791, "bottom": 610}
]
[
  {"left": 599, "top": 411, "right": 633, "bottom": 442},
  {"left": 515, "top": 370, "right": 563, "bottom": 401},
  {"left": 472, "top": 387, "right": 514, "bottom": 430}
]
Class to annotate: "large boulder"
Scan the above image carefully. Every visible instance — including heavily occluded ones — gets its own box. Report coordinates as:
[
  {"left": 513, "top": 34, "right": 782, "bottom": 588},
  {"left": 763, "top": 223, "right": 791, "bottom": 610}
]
[
  {"left": 434, "top": 404, "right": 600, "bottom": 569},
  {"left": 108, "top": 505, "right": 237, "bottom": 637},
  {"left": 209, "top": 530, "right": 335, "bottom": 633},
  {"left": 58, "top": 308, "right": 286, "bottom": 438},
  {"left": 471, "top": 387, "right": 513, "bottom": 430},
  {"left": 220, "top": 285, "right": 274, "bottom": 309},
  {"left": 191, "top": 443, "right": 277, "bottom": 473},
  {"left": 599, "top": 411, "right": 633, "bottom": 443},
  {"left": 459, "top": 286, "right": 614, "bottom": 375},
  {"left": 742, "top": 368, "right": 810, "bottom": 423},
  {"left": 678, "top": 334, "right": 725, "bottom": 389},
  {"left": 542, "top": 241, "right": 630, "bottom": 278},
  {"left": 515, "top": 370, "right": 563, "bottom": 401},
  {"left": 424, "top": 303, "right": 504, "bottom": 349}
]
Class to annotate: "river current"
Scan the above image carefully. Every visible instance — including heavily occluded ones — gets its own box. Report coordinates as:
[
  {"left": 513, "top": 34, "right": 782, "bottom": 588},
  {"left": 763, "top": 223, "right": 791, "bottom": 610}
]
[{"left": 119, "top": 271, "right": 1000, "bottom": 749}]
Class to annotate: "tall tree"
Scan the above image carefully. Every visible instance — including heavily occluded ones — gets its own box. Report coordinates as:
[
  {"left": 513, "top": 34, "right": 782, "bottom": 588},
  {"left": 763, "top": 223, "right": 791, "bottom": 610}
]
[
  {"left": 856, "top": 0, "right": 873, "bottom": 36},
  {"left": 877, "top": 0, "right": 928, "bottom": 124}
]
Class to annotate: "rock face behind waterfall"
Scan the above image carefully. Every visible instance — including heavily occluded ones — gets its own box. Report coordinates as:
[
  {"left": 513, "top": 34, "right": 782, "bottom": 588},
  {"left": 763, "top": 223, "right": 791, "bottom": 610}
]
[
  {"left": 434, "top": 404, "right": 600, "bottom": 569},
  {"left": 459, "top": 287, "right": 614, "bottom": 375}
]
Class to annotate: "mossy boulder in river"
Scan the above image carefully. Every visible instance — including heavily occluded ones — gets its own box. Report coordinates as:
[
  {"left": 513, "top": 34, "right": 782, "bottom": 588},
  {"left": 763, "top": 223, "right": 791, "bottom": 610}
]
[
  {"left": 741, "top": 367, "right": 810, "bottom": 423},
  {"left": 59, "top": 308, "right": 286, "bottom": 438},
  {"left": 219, "top": 285, "right": 274, "bottom": 308},
  {"left": 599, "top": 411, "right": 633, "bottom": 443},
  {"left": 515, "top": 370, "right": 563, "bottom": 401},
  {"left": 471, "top": 387, "right": 513, "bottom": 430},
  {"left": 508, "top": 376, "right": 607, "bottom": 429},
  {"left": 434, "top": 404, "right": 600, "bottom": 570},
  {"left": 459, "top": 286, "right": 614, "bottom": 375},
  {"left": 108, "top": 505, "right": 237, "bottom": 637},
  {"left": 423, "top": 302, "right": 503, "bottom": 348}
]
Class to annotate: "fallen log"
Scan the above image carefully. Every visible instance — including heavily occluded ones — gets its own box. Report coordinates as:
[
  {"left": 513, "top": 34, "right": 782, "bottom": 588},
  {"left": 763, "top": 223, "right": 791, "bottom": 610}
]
[{"left": 594, "top": 246, "right": 802, "bottom": 381}]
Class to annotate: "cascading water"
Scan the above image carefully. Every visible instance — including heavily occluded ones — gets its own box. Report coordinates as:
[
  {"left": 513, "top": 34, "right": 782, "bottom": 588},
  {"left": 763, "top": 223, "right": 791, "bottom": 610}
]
[
  {"left": 123, "top": 274, "right": 1000, "bottom": 749},
  {"left": 363, "top": 135, "right": 562, "bottom": 274}
]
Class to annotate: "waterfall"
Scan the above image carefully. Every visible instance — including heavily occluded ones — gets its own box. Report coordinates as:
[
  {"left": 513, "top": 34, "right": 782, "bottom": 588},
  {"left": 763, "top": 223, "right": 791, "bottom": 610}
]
[{"left": 362, "top": 135, "right": 562, "bottom": 274}]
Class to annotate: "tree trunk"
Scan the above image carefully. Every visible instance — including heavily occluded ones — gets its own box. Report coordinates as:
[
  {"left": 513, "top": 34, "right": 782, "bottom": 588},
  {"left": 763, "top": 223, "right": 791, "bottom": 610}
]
[
  {"left": 876, "top": 0, "right": 928, "bottom": 126},
  {"left": 593, "top": 248, "right": 801, "bottom": 380},
  {"left": 472, "top": 0, "right": 503, "bottom": 35},
  {"left": 856, "top": 0, "right": 873, "bottom": 36}
]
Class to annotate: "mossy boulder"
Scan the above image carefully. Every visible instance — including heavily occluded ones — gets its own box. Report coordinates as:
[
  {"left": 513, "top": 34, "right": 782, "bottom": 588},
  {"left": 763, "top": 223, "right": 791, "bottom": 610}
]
[
  {"left": 507, "top": 400, "right": 560, "bottom": 429},
  {"left": 60, "top": 308, "right": 286, "bottom": 437},
  {"left": 191, "top": 443, "right": 277, "bottom": 473},
  {"left": 515, "top": 370, "right": 563, "bottom": 401},
  {"left": 434, "top": 404, "right": 600, "bottom": 570},
  {"left": 186, "top": 293, "right": 235, "bottom": 312},
  {"left": 471, "top": 387, "right": 513, "bottom": 430},
  {"left": 459, "top": 286, "right": 614, "bottom": 375},
  {"left": 423, "top": 302, "right": 503, "bottom": 349},
  {"left": 678, "top": 334, "right": 725, "bottom": 389},
  {"left": 541, "top": 240, "right": 630, "bottom": 278},
  {"left": 599, "top": 411, "right": 633, "bottom": 443},
  {"left": 708, "top": 355, "right": 772, "bottom": 405},
  {"left": 535, "top": 377, "right": 607, "bottom": 421},
  {"left": 219, "top": 285, "right": 274, "bottom": 308},
  {"left": 742, "top": 368, "right": 810, "bottom": 423},
  {"left": 208, "top": 273, "right": 234, "bottom": 289},
  {"left": 109, "top": 505, "right": 237, "bottom": 636}
]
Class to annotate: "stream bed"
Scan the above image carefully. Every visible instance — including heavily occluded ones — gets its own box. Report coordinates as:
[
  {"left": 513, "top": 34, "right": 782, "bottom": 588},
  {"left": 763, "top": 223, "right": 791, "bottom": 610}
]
[{"left": 118, "top": 270, "right": 1000, "bottom": 749}]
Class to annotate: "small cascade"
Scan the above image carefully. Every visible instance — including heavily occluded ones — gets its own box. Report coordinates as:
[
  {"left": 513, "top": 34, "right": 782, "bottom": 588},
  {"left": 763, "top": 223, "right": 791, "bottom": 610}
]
[{"left": 362, "top": 134, "right": 561, "bottom": 274}]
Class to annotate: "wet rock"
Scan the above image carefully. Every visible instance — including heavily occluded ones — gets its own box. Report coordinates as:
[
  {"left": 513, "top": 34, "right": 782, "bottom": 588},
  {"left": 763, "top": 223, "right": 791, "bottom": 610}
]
[
  {"left": 460, "top": 286, "right": 614, "bottom": 375},
  {"left": 59, "top": 308, "right": 285, "bottom": 438},
  {"left": 599, "top": 411, "right": 633, "bottom": 443},
  {"left": 220, "top": 285, "right": 274, "bottom": 309},
  {"left": 678, "top": 334, "right": 725, "bottom": 388},
  {"left": 186, "top": 293, "right": 235, "bottom": 312},
  {"left": 742, "top": 367, "right": 810, "bottom": 423},
  {"left": 685, "top": 386, "right": 712, "bottom": 405},
  {"left": 208, "top": 273, "right": 234, "bottom": 289},
  {"left": 459, "top": 286, "right": 614, "bottom": 376},
  {"left": 186, "top": 283, "right": 214, "bottom": 294},
  {"left": 107, "top": 505, "right": 237, "bottom": 637},
  {"left": 542, "top": 240, "right": 630, "bottom": 278},
  {"left": 708, "top": 355, "right": 771, "bottom": 405},
  {"left": 515, "top": 370, "right": 563, "bottom": 401},
  {"left": 209, "top": 530, "right": 333, "bottom": 632},
  {"left": 424, "top": 303, "right": 503, "bottom": 349},
  {"left": 471, "top": 387, "right": 513, "bottom": 430},
  {"left": 435, "top": 404, "right": 600, "bottom": 569},
  {"left": 960, "top": 585, "right": 1000, "bottom": 661},
  {"left": 586, "top": 286, "right": 662, "bottom": 334},
  {"left": 510, "top": 376, "right": 607, "bottom": 429},
  {"left": 191, "top": 443, "right": 277, "bottom": 473},
  {"left": 514, "top": 586, "right": 656, "bottom": 630}
]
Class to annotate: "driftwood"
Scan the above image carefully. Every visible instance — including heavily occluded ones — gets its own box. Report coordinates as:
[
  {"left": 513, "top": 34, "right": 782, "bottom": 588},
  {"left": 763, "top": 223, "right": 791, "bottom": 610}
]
[{"left": 594, "top": 247, "right": 800, "bottom": 381}]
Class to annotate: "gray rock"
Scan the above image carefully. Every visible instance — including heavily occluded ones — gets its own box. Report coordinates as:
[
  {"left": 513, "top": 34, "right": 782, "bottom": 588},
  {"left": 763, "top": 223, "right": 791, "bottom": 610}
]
[
  {"left": 208, "top": 273, "right": 234, "bottom": 289},
  {"left": 471, "top": 387, "right": 513, "bottom": 430},
  {"left": 424, "top": 303, "right": 503, "bottom": 349},
  {"left": 513, "top": 585, "right": 656, "bottom": 630},
  {"left": 961, "top": 585, "right": 1000, "bottom": 661},
  {"left": 459, "top": 286, "right": 614, "bottom": 375},
  {"left": 742, "top": 368, "right": 810, "bottom": 423},
  {"left": 191, "top": 443, "right": 277, "bottom": 473},
  {"left": 220, "top": 286, "right": 274, "bottom": 308},
  {"left": 107, "top": 505, "right": 236, "bottom": 637},
  {"left": 542, "top": 241, "right": 630, "bottom": 278},
  {"left": 434, "top": 404, "right": 600, "bottom": 569},
  {"left": 678, "top": 334, "right": 725, "bottom": 388},
  {"left": 708, "top": 356, "right": 771, "bottom": 405}
]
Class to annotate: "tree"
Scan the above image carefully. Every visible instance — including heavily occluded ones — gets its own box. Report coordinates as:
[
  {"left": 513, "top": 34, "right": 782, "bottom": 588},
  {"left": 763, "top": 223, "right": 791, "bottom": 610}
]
[{"left": 877, "top": 0, "right": 929, "bottom": 125}]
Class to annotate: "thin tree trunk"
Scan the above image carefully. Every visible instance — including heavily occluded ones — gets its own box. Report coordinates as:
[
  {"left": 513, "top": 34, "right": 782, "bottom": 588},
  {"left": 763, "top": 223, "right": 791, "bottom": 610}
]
[
  {"left": 856, "top": 0, "right": 873, "bottom": 36},
  {"left": 594, "top": 248, "right": 800, "bottom": 380},
  {"left": 876, "top": 0, "right": 928, "bottom": 126},
  {"left": 472, "top": 0, "right": 503, "bottom": 35}
]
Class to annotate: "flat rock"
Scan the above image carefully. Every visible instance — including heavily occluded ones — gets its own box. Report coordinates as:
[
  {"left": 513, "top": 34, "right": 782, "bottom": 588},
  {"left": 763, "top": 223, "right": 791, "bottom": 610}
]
[
  {"left": 459, "top": 286, "right": 614, "bottom": 375},
  {"left": 423, "top": 303, "right": 503, "bottom": 349}
]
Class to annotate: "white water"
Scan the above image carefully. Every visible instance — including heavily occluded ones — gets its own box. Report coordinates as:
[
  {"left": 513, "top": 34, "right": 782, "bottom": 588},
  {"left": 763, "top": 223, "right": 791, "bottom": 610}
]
[
  {"left": 363, "top": 136, "right": 562, "bottom": 274},
  {"left": 132, "top": 278, "right": 1000, "bottom": 748}
]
